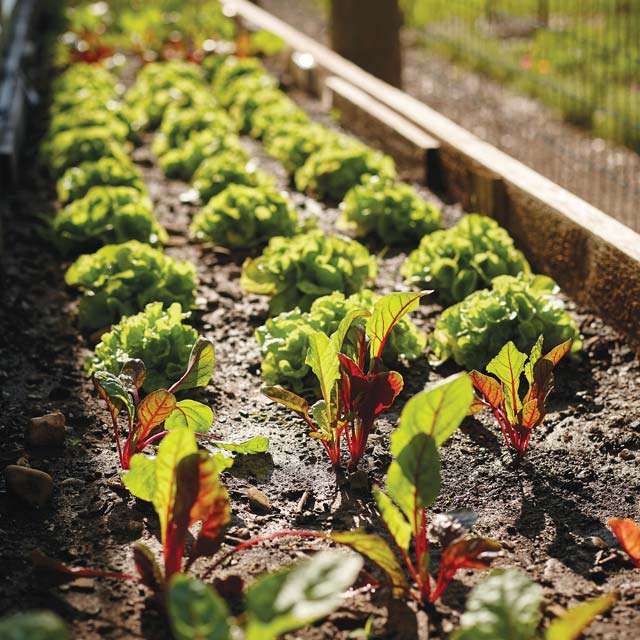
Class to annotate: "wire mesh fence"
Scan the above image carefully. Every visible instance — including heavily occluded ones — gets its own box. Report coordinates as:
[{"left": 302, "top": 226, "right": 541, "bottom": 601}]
[{"left": 402, "top": 0, "right": 640, "bottom": 231}]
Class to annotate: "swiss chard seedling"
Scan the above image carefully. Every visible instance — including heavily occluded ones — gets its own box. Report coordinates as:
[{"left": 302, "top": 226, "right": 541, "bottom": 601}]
[
  {"left": 264, "top": 291, "right": 428, "bottom": 471},
  {"left": 94, "top": 337, "right": 267, "bottom": 470},
  {"left": 470, "top": 335, "right": 572, "bottom": 459}
]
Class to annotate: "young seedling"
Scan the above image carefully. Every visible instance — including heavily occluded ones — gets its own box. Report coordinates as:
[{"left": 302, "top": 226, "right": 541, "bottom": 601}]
[
  {"left": 94, "top": 337, "right": 267, "bottom": 469},
  {"left": 264, "top": 291, "right": 429, "bottom": 471},
  {"left": 608, "top": 517, "right": 640, "bottom": 568},
  {"left": 469, "top": 335, "right": 572, "bottom": 459}
]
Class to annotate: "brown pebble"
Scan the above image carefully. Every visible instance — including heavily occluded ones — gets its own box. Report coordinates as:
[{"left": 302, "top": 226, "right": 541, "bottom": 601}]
[
  {"left": 247, "top": 487, "right": 272, "bottom": 513},
  {"left": 27, "top": 412, "right": 66, "bottom": 447},
  {"left": 4, "top": 465, "right": 53, "bottom": 507},
  {"left": 620, "top": 449, "right": 635, "bottom": 460}
]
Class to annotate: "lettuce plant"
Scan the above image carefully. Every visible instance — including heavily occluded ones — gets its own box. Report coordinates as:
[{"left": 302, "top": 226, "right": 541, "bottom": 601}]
[
  {"left": 152, "top": 104, "right": 235, "bottom": 158},
  {"left": 158, "top": 130, "right": 248, "bottom": 181},
  {"left": 212, "top": 57, "right": 275, "bottom": 107},
  {"left": 93, "top": 342, "right": 267, "bottom": 470},
  {"left": 191, "top": 152, "right": 275, "bottom": 204},
  {"left": 46, "top": 109, "right": 130, "bottom": 146},
  {"left": 249, "top": 101, "right": 310, "bottom": 140},
  {"left": 265, "top": 292, "right": 428, "bottom": 469},
  {"left": 428, "top": 274, "right": 582, "bottom": 371},
  {"left": 453, "top": 569, "right": 616, "bottom": 640},
  {"left": 608, "top": 518, "right": 640, "bottom": 568},
  {"left": 50, "top": 186, "right": 167, "bottom": 255},
  {"left": 241, "top": 230, "right": 377, "bottom": 315},
  {"left": 229, "top": 86, "right": 295, "bottom": 134},
  {"left": 295, "top": 145, "right": 397, "bottom": 202},
  {"left": 65, "top": 240, "right": 197, "bottom": 329},
  {"left": 56, "top": 158, "right": 145, "bottom": 204},
  {"left": 191, "top": 184, "right": 298, "bottom": 249},
  {"left": 339, "top": 177, "right": 442, "bottom": 244},
  {"left": 470, "top": 336, "right": 572, "bottom": 459},
  {"left": 42, "top": 127, "right": 131, "bottom": 178},
  {"left": 402, "top": 214, "right": 530, "bottom": 305},
  {"left": 256, "top": 290, "right": 426, "bottom": 390},
  {"left": 263, "top": 122, "right": 340, "bottom": 174},
  {"left": 87, "top": 302, "right": 199, "bottom": 391}
]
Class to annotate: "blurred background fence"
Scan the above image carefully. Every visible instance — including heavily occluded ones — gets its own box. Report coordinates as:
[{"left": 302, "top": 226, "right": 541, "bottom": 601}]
[{"left": 400, "top": 0, "right": 640, "bottom": 230}]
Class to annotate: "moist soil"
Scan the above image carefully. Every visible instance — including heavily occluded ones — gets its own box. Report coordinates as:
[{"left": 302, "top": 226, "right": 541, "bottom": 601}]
[{"left": 1, "top": 61, "right": 640, "bottom": 640}]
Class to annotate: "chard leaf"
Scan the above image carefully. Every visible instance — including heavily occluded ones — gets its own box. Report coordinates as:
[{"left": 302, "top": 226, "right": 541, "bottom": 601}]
[
  {"left": 93, "top": 371, "right": 135, "bottom": 433},
  {"left": 453, "top": 569, "right": 542, "bottom": 640},
  {"left": 469, "top": 370, "right": 505, "bottom": 412},
  {"left": 366, "top": 291, "right": 429, "bottom": 360},
  {"left": 305, "top": 332, "right": 340, "bottom": 419},
  {"left": 330, "top": 530, "right": 408, "bottom": 598},
  {"left": 608, "top": 517, "right": 640, "bottom": 567},
  {"left": 430, "top": 510, "right": 479, "bottom": 548},
  {"left": 311, "top": 400, "right": 332, "bottom": 439},
  {"left": 210, "top": 436, "right": 269, "bottom": 454},
  {"left": 153, "top": 430, "right": 198, "bottom": 546},
  {"left": 391, "top": 373, "right": 472, "bottom": 456},
  {"left": 167, "top": 574, "right": 232, "bottom": 640},
  {"left": 524, "top": 335, "right": 544, "bottom": 386},
  {"left": 172, "top": 337, "right": 215, "bottom": 392},
  {"left": 123, "top": 453, "right": 157, "bottom": 502},
  {"left": 486, "top": 342, "right": 527, "bottom": 421},
  {"left": 166, "top": 400, "right": 214, "bottom": 432},
  {"left": 245, "top": 551, "right": 363, "bottom": 640},
  {"left": 132, "top": 541, "right": 164, "bottom": 592},
  {"left": 136, "top": 389, "right": 177, "bottom": 443},
  {"left": 545, "top": 593, "right": 617, "bottom": 640},
  {"left": 330, "top": 308, "right": 370, "bottom": 352},
  {"left": 373, "top": 486, "right": 412, "bottom": 552},
  {"left": 119, "top": 359, "right": 146, "bottom": 393},
  {"left": 262, "top": 386, "right": 309, "bottom": 419},
  {"left": 0, "top": 611, "right": 70, "bottom": 640},
  {"left": 386, "top": 433, "right": 440, "bottom": 524}
]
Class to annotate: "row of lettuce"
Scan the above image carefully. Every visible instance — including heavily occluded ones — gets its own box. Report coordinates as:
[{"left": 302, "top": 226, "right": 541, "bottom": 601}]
[{"left": 4, "top": 10, "right": 636, "bottom": 639}]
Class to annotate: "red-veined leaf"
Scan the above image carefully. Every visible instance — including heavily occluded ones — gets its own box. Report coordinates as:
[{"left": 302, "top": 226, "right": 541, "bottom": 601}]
[
  {"left": 544, "top": 338, "right": 573, "bottom": 366},
  {"left": 306, "top": 332, "right": 340, "bottom": 419},
  {"left": 331, "top": 308, "right": 370, "bottom": 353},
  {"left": 171, "top": 337, "right": 215, "bottom": 392},
  {"left": 609, "top": 517, "right": 640, "bottom": 568},
  {"left": 486, "top": 342, "right": 527, "bottom": 422},
  {"left": 470, "top": 370, "right": 505, "bottom": 411},
  {"left": 262, "top": 386, "right": 309, "bottom": 419},
  {"left": 93, "top": 371, "right": 134, "bottom": 433},
  {"left": 119, "top": 359, "right": 146, "bottom": 394},
  {"left": 136, "top": 389, "right": 177, "bottom": 444},
  {"left": 132, "top": 542, "right": 164, "bottom": 592},
  {"left": 517, "top": 399, "right": 542, "bottom": 430},
  {"left": 545, "top": 592, "right": 617, "bottom": 640}
]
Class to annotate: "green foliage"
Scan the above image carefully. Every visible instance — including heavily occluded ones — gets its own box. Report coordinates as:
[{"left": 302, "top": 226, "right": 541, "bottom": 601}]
[
  {"left": 41, "top": 127, "right": 131, "bottom": 178},
  {"left": 256, "top": 290, "right": 426, "bottom": 390},
  {"left": 191, "top": 184, "right": 298, "bottom": 249},
  {"left": 65, "top": 240, "right": 198, "bottom": 329},
  {"left": 191, "top": 152, "right": 275, "bottom": 204},
  {"left": 429, "top": 274, "right": 582, "bottom": 370},
  {"left": 47, "top": 107, "right": 129, "bottom": 145},
  {"left": 250, "top": 103, "right": 310, "bottom": 141},
  {"left": 56, "top": 158, "right": 145, "bottom": 204},
  {"left": 158, "top": 130, "right": 248, "bottom": 181},
  {"left": 241, "top": 230, "right": 377, "bottom": 315},
  {"left": 402, "top": 214, "right": 530, "bottom": 305},
  {"left": 212, "top": 57, "right": 275, "bottom": 107},
  {"left": 264, "top": 122, "right": 341, "bottom": 174},
  {"left": 229, "top": 86, "right": 296, "bottom": 135},
  {"left": 295, "top": 145, "right": 397, "bottom": 201},
  {"left": 50, "top": 186, "right": 167, "bottom": 255},
  {"left": 339, "top": 176, "right": 442, "bottom": 244},
  {"left": 88, "top": 302, "right": 199, "bottom": 391},
  {"left": 152, "top": 103, "right": 235, "bottom": 158},
  {"left": 0, "top": 611, "right": 70, "bottom": 640}
]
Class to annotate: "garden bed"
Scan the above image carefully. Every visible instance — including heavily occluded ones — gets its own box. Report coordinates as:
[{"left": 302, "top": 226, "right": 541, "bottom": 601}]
[{"left": 1, "top": 6, "right": 640, "bottom": 640}]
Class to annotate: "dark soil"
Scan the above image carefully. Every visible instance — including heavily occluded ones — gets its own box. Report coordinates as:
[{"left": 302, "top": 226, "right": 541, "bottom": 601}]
[
  {"left": 261, "top": 0, "right": 640, "bottom": 233},
  {"left": 1, "top": 55, "right": 640, "bottom": 640}
]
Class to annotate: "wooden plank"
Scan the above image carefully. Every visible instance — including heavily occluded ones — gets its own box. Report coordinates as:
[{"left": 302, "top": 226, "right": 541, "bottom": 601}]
[
  {"left": 224, "top": 0, "right": 640, "bottom": 347},
  {"left": 324, "top": 75, "right": 439, "bottom": 184}
]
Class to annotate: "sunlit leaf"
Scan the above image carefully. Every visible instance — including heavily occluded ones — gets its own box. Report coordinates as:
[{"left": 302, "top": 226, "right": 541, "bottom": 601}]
[
  {"left": 609, "top": 517, "right": 640, "bottom": 568},
  {"left": 166, "top": 400, "right": 214, "bottom": 432},
  {"left": 545, "top": 592, "right": 617, "bottom": 640},
  {"left": 167, "top": 574, "right": 232, "bottom": 640},
  {"left": 330, "top": 530, "right": 409, "bottom": 598},
  {"left": 119, "top": 359, "right": 146, "bottom": 393},
  {"left": 469, "top": 370, "right": 505, "bottom": 411},
  {"left": 331, "top": 308, "right": 370, "bottom": 352},
  {"left": 93, "top": 371, "right": 135, "bottom": 433},
  {"left": 172, "top": 337, "right": 215, "bottom": 392},
  {"left": 373, "top": 486, "right": 411, "bottom": 552},
  {"left": 524, "top": 335, "right": 544, "bottom": 386},
  {"left": 211, "top": 436, "right": 270, "bottom": 454},
  {"left": 306, "top": 331, "right": 340, "bottom": 418},
  {"left": 137, "top": 389, "right": 177, "bottom": 443},
  {"left": 391, "top": 373, "right": 473, "bottom": 456},
  {"left": 122, "top": 453, "right": 157, "bottom": 502},
  {"left": 263, "top": 385, "right": 309, "bottom": 419},
  {"left": 366, "top": 291, "right": 429, "bottom": 360},
  {"left": 486, "top": 342, "right": 527, "bottom": 421},
  {"left": 245, "top": 551, "right": 363, "bottom": 640}
]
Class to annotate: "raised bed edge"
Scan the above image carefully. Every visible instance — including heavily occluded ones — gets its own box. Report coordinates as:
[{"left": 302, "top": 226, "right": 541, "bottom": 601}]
[{"left": 225, "top": 0, "right": 640, "bottom": 350}]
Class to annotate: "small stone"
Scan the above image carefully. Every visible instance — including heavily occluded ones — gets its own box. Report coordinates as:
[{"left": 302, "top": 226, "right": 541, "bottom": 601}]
[
  {"left": 619, "top": 449, "right": 635, "bottom": 460},
  {"left": 4, "top": 465, "right": 53, "bottom": 507},
  {"left": 27, "top": 412, "right": 66, "bottom": 447},
  {"left": 247, "top": 487, "right": 272, "bottom": 513},
  {"left": 70, "top": 577, "right": 95, "bottom": 591}
]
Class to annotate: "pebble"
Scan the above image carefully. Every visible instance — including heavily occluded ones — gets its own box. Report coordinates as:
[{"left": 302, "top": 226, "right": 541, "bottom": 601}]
[
  {"left": 60, "top": 478, "right": 85, "bottom": 489},
  {"left": 619, "top": 449, "right": 635, "bottom": 460},
  {"left": 4, "top": 465, "right": 54, "bottom": 507},
  {"left": 26, "top": 412, "right": 66, "bottom": 447},
  {"left": 247, "top": 487, "right": 272, "bottom": 513}
]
